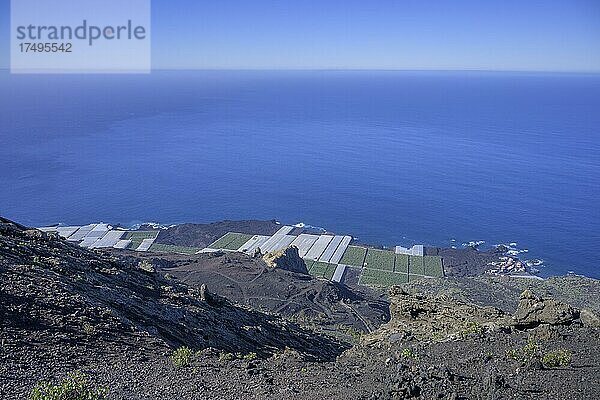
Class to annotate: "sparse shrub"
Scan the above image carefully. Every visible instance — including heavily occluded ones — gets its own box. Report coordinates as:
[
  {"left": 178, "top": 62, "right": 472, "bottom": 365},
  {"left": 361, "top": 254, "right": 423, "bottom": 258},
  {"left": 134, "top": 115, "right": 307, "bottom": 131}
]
[
  {"left": 219, "top": 351, "right": 258, "bottom": 362},
  {"left": 507, "top": 339, "right": 539, "bottom": 365},
  {"left": 400, "top": 348, "right": 417, "bottom": 359},
  {"left": 431, "top": 331, "right": 446, "bottom": 342},
  {"left": 338, "top": 325, "right": 363, "bottom": 340},
  {"left": 542, "top": 349, "right": 572, "bottom": 368},
  {"left": 30, "top": 371, "right": 108, "bottom": 400},
  {"left": 82, "top": 322, "right": 94, "bottom": 336},
  {"left": 460, "top": 322, "right": 486, "bottom": 337},
  {"left": 137, "top": 260, "right": 155, "bottom": 273},
  {"left": 171, "top": 346, "right": 193, "bottom": 368},
  {"left": 219, "top": 352, "right": 236, "bottom": 362}
]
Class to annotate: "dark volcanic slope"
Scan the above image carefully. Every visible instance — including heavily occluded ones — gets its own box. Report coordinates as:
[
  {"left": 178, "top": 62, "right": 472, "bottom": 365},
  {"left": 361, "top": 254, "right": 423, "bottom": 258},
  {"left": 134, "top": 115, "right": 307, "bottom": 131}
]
[
  {"left": 154, "top": 220, "right": 281, "bottom": 248},
  {"left": 0, "top": 219, "right": 345, "bottom": 399},
  {"left": 130, "top": 250, "right": 390, "bottom": 333},
  {"left": 2, "top": 217, "right": 600, "bottom": 400}
]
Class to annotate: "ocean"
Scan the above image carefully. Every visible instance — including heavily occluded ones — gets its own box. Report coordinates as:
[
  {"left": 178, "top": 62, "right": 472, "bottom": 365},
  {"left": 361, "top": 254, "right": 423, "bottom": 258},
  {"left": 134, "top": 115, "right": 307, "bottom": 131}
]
[{"left": 1, "top": 70, "right": 599, "bottom": 278}]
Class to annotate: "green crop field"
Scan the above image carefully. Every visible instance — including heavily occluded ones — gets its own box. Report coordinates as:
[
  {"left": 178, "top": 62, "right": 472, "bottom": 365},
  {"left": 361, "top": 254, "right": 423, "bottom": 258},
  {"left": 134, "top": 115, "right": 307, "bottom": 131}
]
[
  {"left": 308, "top": 261, "right": 337, "bottom": 280},
  {"left": 363, "top": 249, "right": 395, "bottom": 271},
  {"left": 219, "top": 233, "right": 254, "bottom": 251},
  {"left": 409, "top": 255, "right": 425, "bottom": 275},
  {"left": 149, "top": 243, "right": 202, "bottom": 255},
  {"left": 359, "top": 269, "right": 408, "bottom": 287},
  {"left": 395, "top": 254, "right": 409, "bottom": 273},
  {"left": 124, "top": 231, "right": 159, "bottom": 249},
  {"left": 207, "top": 232, "right": 240, "bottom": 249},
  {"left": 424, "top": 256, "right": 444, "bottom": 277},
  {"left": 339, "top": 246, "right": 367, "bottom": 267}
]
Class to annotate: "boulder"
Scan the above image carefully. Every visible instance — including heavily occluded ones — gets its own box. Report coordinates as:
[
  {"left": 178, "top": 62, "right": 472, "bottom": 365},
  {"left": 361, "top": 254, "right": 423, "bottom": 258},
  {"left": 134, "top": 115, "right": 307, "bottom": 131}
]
[
  {"left": 512, "top": 290, "right": 579, "bottom": 329},
  {"left": 580, "top": 308, "right": 600, "bottom": 328},
  {"left": 24, "top": 229, "right": 47, "bottom": 239},
  {"left": 262, "top": 246, "right": 308, "bottom": 275},
  {"left": 137, "top": 260, "right": 156, "bottom": 273},
  {"left": 364, "top": 288, "right": 509, "bottom": 343}
]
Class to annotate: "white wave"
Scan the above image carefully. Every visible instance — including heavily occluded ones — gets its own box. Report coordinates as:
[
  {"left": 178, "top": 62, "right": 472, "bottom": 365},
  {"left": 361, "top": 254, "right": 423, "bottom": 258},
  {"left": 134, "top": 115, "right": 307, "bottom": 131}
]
[
  {"left": 129, "top": 221, "right": 169, "bottom": 230},
  {"left": 526, "top": 259, "right": 544, "bottom": 267},
  {"left": 462, "top": 240, "right": 485, "bottom": 248},
  {"left": 294, "top": 222, "right": 326, "bottom": 232}
]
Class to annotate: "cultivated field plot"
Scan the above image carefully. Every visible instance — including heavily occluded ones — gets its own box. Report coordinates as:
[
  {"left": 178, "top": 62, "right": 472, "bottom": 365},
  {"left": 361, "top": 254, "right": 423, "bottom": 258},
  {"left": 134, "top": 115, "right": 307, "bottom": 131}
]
[
  {"left": 69, "top": 224, "right": 97, "bottom": 242},
  {"left": 124, "top": 231, "right": 159, "bottom": 250},
  {"left": 319, "top": 235, "right": 344, "bottom": 262},
  {"left": 86, "top": 224, "right": 110, "bottom": 240},
  {"left": 239, "top": 235, "right": 270, "bottom": 254},
  {"left": 339, "top": 246, "right": 367, "bottom": 267},
  {"left": 329, "top": 236, "right": 352, "bottom": 264},
  {"left": 113, "top": 239, "right": 132, "bottom": 249},
  {"left": 359, "top": 269, "right": 408, "bottom": 287},
  {"left": 149, "top": 243, "right": 203, "bottom": 255},
  {"left": 262, "top": 235, "right": 296, "bottom": 253},
  {"left": 304, "top": 235, "right": 334, "bottom": 260},
  {"left": 424, "top": 256, "right": 444, "bottom": 277},
  {"left": 136, "top": 239, "right": 156, "bottom": 252},
  {"left": 394, "top": 254, "right": 409, "bottom": 274},
  {"left": 67, "top": 224, "right": 96, "bottom": 242},
  {"left": 331, "top": 264, "right": 347, "bottom": 283},
  {"left": 55, "top": 226, "right": 80, "bottom": 239},
  {"left": 219, "top": 233, "right": 254, "bottom": 251},
  {"left": 207, "top": 232, "right": 241, "bottom": 249},
  {"left": 307, "top": 261, "right": 337, "bottom": 280},
  {"left": 363, "top": 249, "right": 395, "bottom": 271},
  {"left": 260, "top": 233, "right": 295, "bottom": 253},
  {"left": 79, "top": 237, "right": 99, "bottom": 248},
  {"left": 290, "top": 234, "right": 320, "bottom": 257},
  {"left": 90, "top": 230, "right": 125, "bottom": 248},
  {"left": 409, "top": 255, "right": 425, "bottom": 275}
]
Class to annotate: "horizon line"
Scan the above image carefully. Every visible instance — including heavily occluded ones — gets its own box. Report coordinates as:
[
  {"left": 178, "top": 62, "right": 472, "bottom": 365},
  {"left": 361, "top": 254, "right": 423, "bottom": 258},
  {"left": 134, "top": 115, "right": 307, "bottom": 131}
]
[{"left": 1, "top": 67, "right": 600, "bottom": 75}]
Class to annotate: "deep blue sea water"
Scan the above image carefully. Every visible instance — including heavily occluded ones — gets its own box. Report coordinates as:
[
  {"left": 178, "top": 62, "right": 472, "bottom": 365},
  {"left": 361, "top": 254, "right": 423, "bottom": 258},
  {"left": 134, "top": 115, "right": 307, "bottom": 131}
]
[{"left": 1, "top": 71, "right": 599, "bottom": 278}]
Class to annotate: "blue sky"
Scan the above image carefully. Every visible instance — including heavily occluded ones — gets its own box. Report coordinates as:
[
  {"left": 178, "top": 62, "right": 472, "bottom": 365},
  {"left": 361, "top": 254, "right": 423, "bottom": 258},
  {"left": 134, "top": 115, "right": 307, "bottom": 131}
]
[{"left": 1, "top": 0, "right": 599, "bottom": 71}]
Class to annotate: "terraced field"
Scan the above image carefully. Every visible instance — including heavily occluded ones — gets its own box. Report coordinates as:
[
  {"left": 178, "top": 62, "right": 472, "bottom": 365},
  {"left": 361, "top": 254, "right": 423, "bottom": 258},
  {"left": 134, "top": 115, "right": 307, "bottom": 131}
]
[
  {"left": 124, "top": 231, "right": 158, "bottom": 250},
  {"left": 424, "top": 256, "right": 444, "bottom": 277},
  {"left": 149, "top": 243, "right": 202, "bottom": 255},
  {"left": 359, "top": 269, "right": 408, "bottom": 287},
  {"left": 409, "top": 255, "right": 425, "bottom": 275},
  {"left": 339, "top": 246, "right": 367, "bottom": 267},
  {"left": 363, "top": 249, "right": 395, "bottom": 271},
  {"left": 394, "top": 254, "right": 409, "bottom": 274}
]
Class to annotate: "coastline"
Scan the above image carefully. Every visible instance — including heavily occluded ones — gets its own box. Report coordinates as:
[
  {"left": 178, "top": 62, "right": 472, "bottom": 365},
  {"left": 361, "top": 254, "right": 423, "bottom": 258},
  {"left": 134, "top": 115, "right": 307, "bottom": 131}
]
[{"left": 36, "top": 218, "right": 551, "bottom": 280}]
